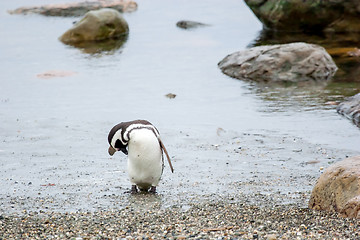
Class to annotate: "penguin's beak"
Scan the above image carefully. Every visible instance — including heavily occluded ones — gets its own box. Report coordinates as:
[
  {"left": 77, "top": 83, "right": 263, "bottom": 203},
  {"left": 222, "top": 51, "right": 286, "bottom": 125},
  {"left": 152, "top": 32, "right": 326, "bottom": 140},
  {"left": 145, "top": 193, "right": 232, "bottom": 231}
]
[{"left": 108, "top": 146, "right": 116, "bottom": 156}]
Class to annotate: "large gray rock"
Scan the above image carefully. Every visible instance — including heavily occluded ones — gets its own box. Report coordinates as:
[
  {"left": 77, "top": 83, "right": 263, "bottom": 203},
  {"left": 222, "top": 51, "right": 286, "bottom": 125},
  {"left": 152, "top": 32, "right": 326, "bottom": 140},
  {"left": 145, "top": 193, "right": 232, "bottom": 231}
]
[
  {"left": 59, "top": 8, "right": 129, "bottom": 44},
  {"left": 309, "top": 156, "right": 360, "bottom": 218},
  {"left": 8, "top": 0, "right": 137, "bottom": 17},
  {"left": 218, "top": 42, "right": 337, "bottom": 82},
  {"left": 244, "top": 0, "right": 360, "bottom": 33},
  {"left": 337, "top": 93, "right": 360, "bottom": 127}
]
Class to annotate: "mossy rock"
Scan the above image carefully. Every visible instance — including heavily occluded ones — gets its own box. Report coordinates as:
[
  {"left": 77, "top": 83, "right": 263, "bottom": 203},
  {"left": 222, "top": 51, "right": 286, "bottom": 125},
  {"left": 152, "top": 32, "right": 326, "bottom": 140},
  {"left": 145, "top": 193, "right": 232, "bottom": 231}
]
[
  {"left": 59, "top": 8, "right": 129, "bottom": 44},
  {"left": 245, "top": 0, "right": 360, "bottom": 32}
]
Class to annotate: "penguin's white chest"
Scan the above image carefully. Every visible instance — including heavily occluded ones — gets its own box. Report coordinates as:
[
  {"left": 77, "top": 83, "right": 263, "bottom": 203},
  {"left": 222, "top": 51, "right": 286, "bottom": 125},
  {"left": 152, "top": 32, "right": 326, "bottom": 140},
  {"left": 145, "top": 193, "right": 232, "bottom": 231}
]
[{"left": 127, "top": 129, "right": 163, "bottom": 189}]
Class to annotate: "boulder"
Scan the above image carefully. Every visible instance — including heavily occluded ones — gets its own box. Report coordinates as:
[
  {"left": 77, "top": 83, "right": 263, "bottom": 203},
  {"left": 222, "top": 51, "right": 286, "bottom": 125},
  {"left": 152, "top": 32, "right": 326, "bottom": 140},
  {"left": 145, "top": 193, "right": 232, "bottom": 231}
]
[
  {"left": 337, "top": 93, "right": 360, "bottom": 127},
  {"left": 341, "top": 195, "right": 360, "bottom": 219},
  {"left": 176, "top": 20, "right": 210, "bottom": 29},
  {"left": 309, "top": 156, "right": 360, "bottom": 218},
  {"left": 59, "top": 8, "right": 129, "bottom": 44},
  {"left": 249, "top": 31, "right": 360, "bottom": 82},
  {"left": 244, "top": 0, "right": 360, "bottom": 33},
  {"left": 218, "top": 42, "right": 337, "bottom": 82},
  {"left": 8, "top": 0, "right": 137, "bottom": 17}
]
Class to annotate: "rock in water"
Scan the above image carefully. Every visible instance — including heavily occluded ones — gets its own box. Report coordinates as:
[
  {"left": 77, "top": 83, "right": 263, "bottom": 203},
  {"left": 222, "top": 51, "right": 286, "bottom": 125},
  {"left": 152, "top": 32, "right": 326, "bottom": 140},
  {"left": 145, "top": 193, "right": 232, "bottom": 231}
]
[
  {"left": 176, "top": 20, "right": 210, "bottom": 29},
  {"left": 8, "top": 0, "right": 137, "bottom": 17},
  {"left": 309, "top": 156, "right": 360, "bottom": 218},
  {"left": 218, "top": 42, "right": 337, "bottom": 82},
  {"left": 37, "top": 70, "right": 77, "bottom": 79},
  {"left": 244, "top": 0, "right": 360, "bottom": 33},
  {"left": 337, "top": 93, "right": 360, "bottom": 127},
  {"left": 59, "top": 8, "right": 129, "bottom": 44}
]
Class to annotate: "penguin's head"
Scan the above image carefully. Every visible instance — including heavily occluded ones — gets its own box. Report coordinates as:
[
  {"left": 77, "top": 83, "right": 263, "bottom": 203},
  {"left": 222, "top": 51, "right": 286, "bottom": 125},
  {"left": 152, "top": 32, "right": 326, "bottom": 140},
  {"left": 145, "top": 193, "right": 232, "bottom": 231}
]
[
  {"left": 107, "top": 122, "right": 129, "bottom": 156},
  {"left": 108, "top": 120, "right": 160, "bottom": 156}
]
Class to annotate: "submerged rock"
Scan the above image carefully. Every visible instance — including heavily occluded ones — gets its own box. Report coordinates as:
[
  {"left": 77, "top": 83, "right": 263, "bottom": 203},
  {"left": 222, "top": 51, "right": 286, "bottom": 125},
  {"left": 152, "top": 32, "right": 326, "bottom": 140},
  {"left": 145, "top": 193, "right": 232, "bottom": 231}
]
[
  {"left": 8, "top": 0, "right": 137, "bottom": 17},
  {"left": 37, "top": 70, "right": 77, "bottom": 79},
  {"left": 218, "top": 42, "right": 337, "bottom": 82},
  {"left": 309, "top": 156, "right": 360, "bottom": 219},
  {"left": 244, "top": 0, "right": 360, "bottom": 33},
  {"left": 337, "top": 93, "right": 360, "bottom": 127},
  {"left": 176, "top": 20, "right": 210, "bottom": 29},
  {"left": 59, "top": 8, "right": 129, "bottom": 44},
  {"left": 70, "top": 37, "right": 128, "bottom": 54}
]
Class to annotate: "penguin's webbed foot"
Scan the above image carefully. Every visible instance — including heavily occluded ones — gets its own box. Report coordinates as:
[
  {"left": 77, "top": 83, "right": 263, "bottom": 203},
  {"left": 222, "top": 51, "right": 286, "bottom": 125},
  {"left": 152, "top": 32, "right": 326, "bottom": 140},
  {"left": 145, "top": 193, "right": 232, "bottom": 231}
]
[
  {"left": 149, "top": 186, "right": 157, "bottom": 194},
  {"left": 125, "top": 185, "right": 138, "bottom": 194}
]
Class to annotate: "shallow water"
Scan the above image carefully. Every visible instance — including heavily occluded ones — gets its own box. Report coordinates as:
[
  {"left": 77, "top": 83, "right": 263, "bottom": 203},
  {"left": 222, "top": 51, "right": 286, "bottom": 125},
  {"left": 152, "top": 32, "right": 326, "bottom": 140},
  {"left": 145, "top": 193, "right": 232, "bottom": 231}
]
[{"left": 1, "top": 0, "right": 360, "bottom": 213}]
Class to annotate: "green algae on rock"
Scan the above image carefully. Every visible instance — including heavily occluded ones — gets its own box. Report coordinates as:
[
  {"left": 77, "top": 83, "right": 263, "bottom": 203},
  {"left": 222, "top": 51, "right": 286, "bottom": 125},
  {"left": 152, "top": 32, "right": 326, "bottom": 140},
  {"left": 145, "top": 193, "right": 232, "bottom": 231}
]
[{"left": 245, "top": 0, "right": 360, "bottom": 33}]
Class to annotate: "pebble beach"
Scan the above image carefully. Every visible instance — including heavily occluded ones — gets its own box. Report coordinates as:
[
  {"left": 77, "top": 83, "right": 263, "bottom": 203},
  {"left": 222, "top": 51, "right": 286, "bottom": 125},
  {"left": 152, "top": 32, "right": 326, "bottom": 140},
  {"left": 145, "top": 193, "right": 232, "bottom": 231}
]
[
  {"left": 2, "top": 0, "right": 360, "bottom": 239},
  {"left": 1, "top": 126, "right": 359, "bottom": 239},
  {"left": 1, "top": 199, "right": 359, "bottom": 239}
]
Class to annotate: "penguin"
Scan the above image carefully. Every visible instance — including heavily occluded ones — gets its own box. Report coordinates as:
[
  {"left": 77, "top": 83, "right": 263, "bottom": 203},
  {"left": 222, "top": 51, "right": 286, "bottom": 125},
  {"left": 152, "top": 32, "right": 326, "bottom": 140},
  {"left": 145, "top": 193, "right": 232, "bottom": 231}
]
[{"left": 107, "top": 120, "right": 174, "bottom": 193}]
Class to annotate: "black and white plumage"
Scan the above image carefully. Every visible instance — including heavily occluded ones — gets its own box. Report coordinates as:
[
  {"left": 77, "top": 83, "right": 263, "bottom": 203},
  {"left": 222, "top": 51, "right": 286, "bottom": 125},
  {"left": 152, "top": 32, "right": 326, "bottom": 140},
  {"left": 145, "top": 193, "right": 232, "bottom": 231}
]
[{"left": 107, "top": 120, "right": 173, "bottom": 193}]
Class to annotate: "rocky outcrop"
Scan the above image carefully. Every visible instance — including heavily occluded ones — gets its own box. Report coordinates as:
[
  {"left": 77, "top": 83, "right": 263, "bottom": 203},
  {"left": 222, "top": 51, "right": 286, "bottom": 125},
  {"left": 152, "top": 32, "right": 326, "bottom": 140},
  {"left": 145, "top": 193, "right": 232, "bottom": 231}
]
[
  {"left": 218, "top": 42, "right": 337, "bottom": 82},
  {"left": 176, "top": 20, "right": 210, "bottom": 29},
  {"left": 8, "top": 0, "right": 137, "bottom": 17},
  {"left": 59, "top": 8, "right": 129, "bottom": 44},
  {"left": 244, "top": 0, "right": 360, "bottom": 33},
  {"left": 309, "top": 156, "right": 360, "bottom": 218},
  {"left": 337, "top": 93, "right": 360, "bottom": 127}
]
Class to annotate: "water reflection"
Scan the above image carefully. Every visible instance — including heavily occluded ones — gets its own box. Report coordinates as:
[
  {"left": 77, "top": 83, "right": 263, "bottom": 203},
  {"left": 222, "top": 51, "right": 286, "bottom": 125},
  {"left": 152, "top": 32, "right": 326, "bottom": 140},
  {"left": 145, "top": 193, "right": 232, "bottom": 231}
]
[
  {"left": 242, "top": 29, "right": 360, "bottom": 113},
  {"left": 250, "top": 30, "right": 360, "bottom": 50},
  {"left": 247, "top": 80, "right": 360, "bottom": 113},
  {"left": 63, "top": 35, "right": 128, "bottom": 55},
  {"left": 248, "top": 81, "right": 330, "bottom": 113},
  {"left": 126, "top": 192, "right": 163, "bottom": 211}
]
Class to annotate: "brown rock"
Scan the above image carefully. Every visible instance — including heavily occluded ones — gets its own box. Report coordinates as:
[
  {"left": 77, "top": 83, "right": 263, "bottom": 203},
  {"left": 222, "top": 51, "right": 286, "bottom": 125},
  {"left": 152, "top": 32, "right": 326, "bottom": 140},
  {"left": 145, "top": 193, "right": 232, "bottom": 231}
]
[
  {"left": 340, "top": 195, "right": 360, "bottom": 218},
  {"left": 309, "top": 156, "right": 360, "bottom": 218},
  {"left": 37, "top": 70, "right": 77, "bottom": 79},
  {"left": 8, "top": 0, "right": 137, "bottom": 17},
  {"left": 59, "top": 8, "right": 129, "bottom": 44},
  {"left": 165, "top": 93, "right": 176, "bottom": 99}
]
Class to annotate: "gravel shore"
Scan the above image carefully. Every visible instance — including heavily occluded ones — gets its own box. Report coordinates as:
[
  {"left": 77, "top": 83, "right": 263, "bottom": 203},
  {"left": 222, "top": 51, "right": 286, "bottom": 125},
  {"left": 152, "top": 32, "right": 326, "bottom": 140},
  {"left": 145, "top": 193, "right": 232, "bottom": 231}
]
[
  {"left": 1, "top": 130, "right": 359, "bottom": 239},
  {"left": 1, "top": 197, "right": 359, "bottom": 239}
]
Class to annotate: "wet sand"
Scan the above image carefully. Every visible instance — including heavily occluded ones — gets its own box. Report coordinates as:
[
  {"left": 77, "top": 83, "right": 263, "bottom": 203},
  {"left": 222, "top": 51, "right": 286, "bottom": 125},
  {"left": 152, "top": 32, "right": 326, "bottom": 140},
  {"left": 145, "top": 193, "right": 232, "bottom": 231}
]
[
  {"left": 1, "top": 0, "right": 360, "bottom": 238},
  {"left": 1, "top": 128, "right": 358, "bottom": 213}
]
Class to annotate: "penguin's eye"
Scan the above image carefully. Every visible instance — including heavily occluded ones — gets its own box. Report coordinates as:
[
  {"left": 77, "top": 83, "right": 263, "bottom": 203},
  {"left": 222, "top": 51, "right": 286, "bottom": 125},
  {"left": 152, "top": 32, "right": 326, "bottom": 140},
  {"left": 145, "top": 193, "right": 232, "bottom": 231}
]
[{"left": 114, "top": 139, "right": 122, "bottom": 149}]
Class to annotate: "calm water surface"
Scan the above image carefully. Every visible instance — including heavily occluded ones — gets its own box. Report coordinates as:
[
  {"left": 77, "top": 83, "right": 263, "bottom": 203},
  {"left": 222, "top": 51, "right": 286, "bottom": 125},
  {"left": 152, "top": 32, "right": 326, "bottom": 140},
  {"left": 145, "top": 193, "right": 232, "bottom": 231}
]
[
  {"left": 0, "top": 0, "right": 360, "bottom": 212},
  {"left": 1, "top": 0, "right": 358, "bottom": 150}
]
